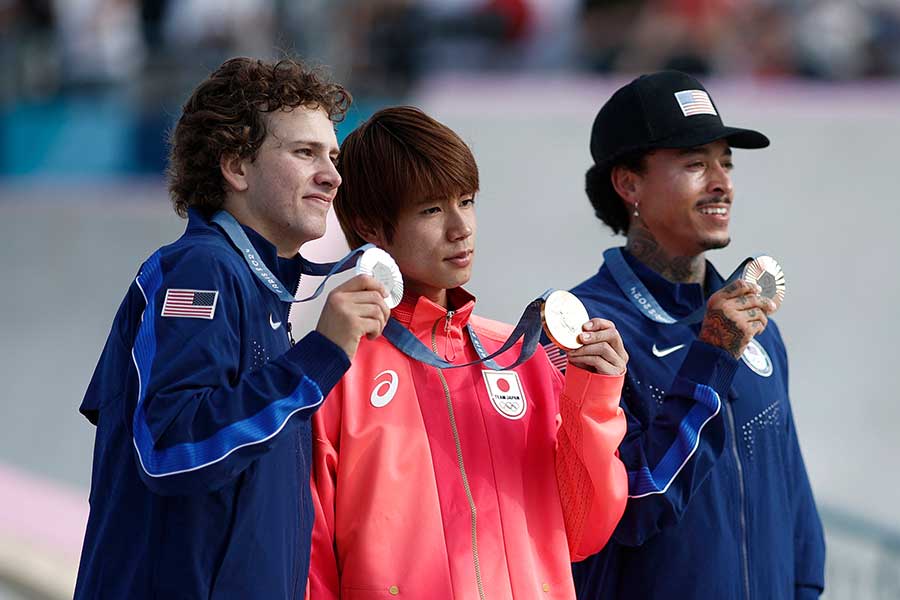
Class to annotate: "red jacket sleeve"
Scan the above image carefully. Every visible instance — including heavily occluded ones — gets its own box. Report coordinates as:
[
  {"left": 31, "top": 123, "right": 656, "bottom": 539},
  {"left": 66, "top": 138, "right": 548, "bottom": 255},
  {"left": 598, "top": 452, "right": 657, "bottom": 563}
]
[
  {"left": 554, "top": 363, "right": 629, "bottom": 561},
  {"left": 307, "top": 381, "right": 344, "bottom": 600}
]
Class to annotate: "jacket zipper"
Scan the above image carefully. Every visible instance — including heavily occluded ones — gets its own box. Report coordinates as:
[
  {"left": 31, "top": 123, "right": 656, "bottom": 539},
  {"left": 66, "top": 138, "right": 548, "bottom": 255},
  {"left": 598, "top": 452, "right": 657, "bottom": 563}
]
[
  {"left": 725, "top": 400, "right": 751, "bottom": 599},
  {"left": 289, "top": 277, "right": 302, "bottom": 599},
  {"left": 431, "top": 315, "right": 486, "bottom": 600},
  {"left": 285, "top": 277, "right": 300, "bottom": 347}
]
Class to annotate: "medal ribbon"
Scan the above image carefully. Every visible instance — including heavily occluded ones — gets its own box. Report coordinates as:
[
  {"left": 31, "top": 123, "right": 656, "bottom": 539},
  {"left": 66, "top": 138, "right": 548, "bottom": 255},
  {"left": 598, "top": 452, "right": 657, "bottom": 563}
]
[
  {"left": 211, "top": 210, "right": 373, "bottom": 303},
  {"left": 603, "top": 247, "right": 754, "bottom": 325},
  {"left": 382, "top": 289, "right": 556, "bottom": 371},
  {"left": 214, "top": 209, "right": 564, "bottom": 370}
]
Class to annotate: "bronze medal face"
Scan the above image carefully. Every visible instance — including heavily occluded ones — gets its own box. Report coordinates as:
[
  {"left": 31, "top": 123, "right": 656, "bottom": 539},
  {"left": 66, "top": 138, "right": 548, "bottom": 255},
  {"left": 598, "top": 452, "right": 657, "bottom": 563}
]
[
  {"left": 742, "top": 256, "right": 785, "bottom": 311},
  {"left": 356, "top": 248, "right": 404, "bottom": 309},
  {"left": 542, "top": 290, "right": 590, "bottom": 351}
]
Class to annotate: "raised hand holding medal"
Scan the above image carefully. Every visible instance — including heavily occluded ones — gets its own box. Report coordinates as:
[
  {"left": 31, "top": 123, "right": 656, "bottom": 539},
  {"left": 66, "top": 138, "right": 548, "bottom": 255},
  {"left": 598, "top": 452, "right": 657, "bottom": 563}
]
[
  {"left": 698, "top": 256, "right": 784, "bottom": 360},
  {"left": 542, "top": 290, "right": 627, "bottom": 376},
  {"left": 603, "top": 246, "right": 785, "bottom": 361}
]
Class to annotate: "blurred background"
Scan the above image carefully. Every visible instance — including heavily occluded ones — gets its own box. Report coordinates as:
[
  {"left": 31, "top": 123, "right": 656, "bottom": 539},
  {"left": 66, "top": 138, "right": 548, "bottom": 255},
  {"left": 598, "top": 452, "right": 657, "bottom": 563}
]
[{"left": 2, "top": 0, "right": 900, "bottom": 598}]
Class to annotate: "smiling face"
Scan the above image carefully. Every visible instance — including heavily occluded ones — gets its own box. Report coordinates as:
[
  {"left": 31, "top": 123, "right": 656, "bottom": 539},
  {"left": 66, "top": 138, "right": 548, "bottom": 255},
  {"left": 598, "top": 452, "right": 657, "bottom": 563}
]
[
  {"left": 224, "top": 106, "right": 341, "bottom": 256},
  {"left": 373, "top": 193, "right": 477, "bottom": 308},
  {"left": 623, "top": 139, "right": 735, "bottom": 257}
]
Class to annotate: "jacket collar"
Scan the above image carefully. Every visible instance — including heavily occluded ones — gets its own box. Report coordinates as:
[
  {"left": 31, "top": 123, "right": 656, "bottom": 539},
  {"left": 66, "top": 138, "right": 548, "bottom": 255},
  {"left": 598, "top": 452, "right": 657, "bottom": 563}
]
[
  {"left": 188, "top": 208, "right": 304, "bottom": 293},
  {"left": 392, "top": 287, "right": 476, "bottom": 333},
  {"left": 622, "top": 249, "right": 725, "bottom": 317}
]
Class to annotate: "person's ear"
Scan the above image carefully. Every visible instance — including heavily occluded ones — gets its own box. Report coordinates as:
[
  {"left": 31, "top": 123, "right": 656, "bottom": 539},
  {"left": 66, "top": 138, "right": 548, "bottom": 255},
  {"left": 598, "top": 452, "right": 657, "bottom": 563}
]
[
  {"left": 220, "top": 154, "right": 249, "bottom": 192},
  {"left": 611, "top": 165, "right": 642, "bottom": 213},
  {"left": 356, "top": 219, "right": 387, "bottom": 248}
]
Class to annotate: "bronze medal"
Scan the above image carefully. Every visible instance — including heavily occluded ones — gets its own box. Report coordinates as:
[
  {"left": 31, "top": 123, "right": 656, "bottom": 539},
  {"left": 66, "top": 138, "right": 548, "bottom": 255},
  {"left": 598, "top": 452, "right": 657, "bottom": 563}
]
[{"left": 742, "top": 256, "right": 785, "bottom": 311}]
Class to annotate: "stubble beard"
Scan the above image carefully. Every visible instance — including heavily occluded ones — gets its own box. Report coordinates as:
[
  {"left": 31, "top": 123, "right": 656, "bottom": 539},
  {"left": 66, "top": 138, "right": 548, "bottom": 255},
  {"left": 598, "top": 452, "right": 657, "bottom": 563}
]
[{"left": 699, "top": 235, "right": 731, "bottom": 252}]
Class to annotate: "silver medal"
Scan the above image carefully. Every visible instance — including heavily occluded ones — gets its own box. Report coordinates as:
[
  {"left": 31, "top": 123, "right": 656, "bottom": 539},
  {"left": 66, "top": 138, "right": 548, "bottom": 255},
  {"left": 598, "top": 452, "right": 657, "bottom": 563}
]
[{"left": 356, "top": 247, "right": 404, "bottom": 309}]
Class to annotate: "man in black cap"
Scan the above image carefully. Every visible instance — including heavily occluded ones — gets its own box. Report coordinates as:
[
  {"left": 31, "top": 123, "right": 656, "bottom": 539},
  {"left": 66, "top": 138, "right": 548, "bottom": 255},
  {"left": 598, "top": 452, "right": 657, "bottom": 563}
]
[{"left": 546, "top": 71, "right": 826, "bottom": 599}]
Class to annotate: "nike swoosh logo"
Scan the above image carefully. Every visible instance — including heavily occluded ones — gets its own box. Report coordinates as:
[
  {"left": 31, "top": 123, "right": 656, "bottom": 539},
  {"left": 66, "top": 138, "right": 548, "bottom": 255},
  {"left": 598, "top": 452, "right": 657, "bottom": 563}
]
[
  {"left": 652, "top": 343, "right": 685, "bottom": 358},
  {"left": 269, "top": 314, "right": 282, "bottom": 330}
]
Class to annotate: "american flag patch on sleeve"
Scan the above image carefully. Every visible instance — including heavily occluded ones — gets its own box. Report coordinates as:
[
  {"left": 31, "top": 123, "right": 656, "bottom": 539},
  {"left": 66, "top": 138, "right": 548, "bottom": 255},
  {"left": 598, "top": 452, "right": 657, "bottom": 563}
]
[
  {"left": 161, "top": 289, "right": 219, "bottom": 319},
  {"left": 674, "top": 90, "right": 717, "bottom": 117},
  {"left": 542, "top": 341, "right": 568, "bottom": 373}
]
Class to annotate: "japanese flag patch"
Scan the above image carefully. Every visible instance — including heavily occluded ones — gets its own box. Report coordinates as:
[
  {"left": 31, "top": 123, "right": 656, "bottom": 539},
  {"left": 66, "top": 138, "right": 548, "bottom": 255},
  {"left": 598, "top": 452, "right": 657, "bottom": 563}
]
[
  {"left": 161, "top": 289, "right": 219, "bottom": 319},
  {"left": 483, "top": 370, "right": 527, "bottom": 420}
]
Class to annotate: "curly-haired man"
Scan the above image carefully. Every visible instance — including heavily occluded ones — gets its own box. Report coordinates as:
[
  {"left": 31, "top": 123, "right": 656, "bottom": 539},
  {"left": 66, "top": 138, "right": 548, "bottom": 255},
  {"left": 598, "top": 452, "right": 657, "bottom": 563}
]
[{"left": 75, "top": 57, "right": 390, "bottom": 598}]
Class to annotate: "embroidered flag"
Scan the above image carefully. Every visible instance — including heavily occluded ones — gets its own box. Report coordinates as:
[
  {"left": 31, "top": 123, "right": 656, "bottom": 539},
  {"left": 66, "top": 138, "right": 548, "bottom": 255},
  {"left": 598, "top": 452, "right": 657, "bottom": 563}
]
[
  {"left": 674, "top": 90, "right": 717, "bottom": 117},
  {"left": 161, "top": 289, "right": 219, "bottom": 319},
  {"left": 542, "top": 341, "right": 568, "bottom": 373}
]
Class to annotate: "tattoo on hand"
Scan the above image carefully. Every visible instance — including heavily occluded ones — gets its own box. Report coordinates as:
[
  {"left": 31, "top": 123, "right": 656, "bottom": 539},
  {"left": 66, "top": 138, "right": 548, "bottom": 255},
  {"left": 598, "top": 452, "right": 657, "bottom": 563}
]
[{"left": 699, "top": 309, "right": 744, "bottom": 358}]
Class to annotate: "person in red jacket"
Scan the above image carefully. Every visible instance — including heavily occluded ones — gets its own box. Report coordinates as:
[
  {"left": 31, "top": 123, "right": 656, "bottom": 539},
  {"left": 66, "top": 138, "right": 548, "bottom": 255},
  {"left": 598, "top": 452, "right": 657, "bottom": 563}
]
[{"left": 306, "top": 106, "right": 629, "bottom": 599}]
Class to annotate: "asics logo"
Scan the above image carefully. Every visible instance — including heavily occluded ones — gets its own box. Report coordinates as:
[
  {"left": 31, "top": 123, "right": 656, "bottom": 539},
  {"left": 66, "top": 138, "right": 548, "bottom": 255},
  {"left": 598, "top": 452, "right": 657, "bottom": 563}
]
[
  {"left": 652, "top": 343, "right": 685, "bottom": 358},
  {"left": 370, "top": 370, "right": 399, "bottom": 407},
  {"left": 269, "top": 314, "right": 282, "bottom": 330}
]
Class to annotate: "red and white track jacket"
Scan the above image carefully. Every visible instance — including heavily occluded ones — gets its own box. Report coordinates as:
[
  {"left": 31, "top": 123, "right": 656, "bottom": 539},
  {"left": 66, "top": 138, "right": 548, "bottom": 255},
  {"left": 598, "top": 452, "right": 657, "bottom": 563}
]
[{"left": 309, "top": 289, "right": 627, "bottom": 599}]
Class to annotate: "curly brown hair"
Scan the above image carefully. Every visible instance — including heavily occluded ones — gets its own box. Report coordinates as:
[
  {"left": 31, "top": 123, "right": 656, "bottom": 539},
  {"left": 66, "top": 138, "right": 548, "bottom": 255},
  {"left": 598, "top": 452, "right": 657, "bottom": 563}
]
[{"left": 167, "top": 56, "right": 351, "bottom": 218}]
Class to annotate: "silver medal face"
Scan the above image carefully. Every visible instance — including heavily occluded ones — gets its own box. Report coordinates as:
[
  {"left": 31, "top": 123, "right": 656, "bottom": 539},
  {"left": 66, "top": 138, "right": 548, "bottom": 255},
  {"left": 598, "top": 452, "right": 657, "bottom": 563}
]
[
  {"left": 356, "top": 247, "right": 404, "bottom": 309},
  {"left": 742, "top": 256, "right": 786, "bottom": 311},
  {"left": 542, "top": 290, "right": 590, "bottom": 351}
]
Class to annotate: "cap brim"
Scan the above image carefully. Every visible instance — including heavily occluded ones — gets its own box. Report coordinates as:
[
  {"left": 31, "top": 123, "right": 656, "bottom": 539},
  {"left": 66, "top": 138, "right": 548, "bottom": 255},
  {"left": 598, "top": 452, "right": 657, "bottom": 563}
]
[
  {"left": 593, "top": 125, "right": 769, "bottom": 172},
  {"left": 660, "top": 125, "right": 770, "bottom": 150}
]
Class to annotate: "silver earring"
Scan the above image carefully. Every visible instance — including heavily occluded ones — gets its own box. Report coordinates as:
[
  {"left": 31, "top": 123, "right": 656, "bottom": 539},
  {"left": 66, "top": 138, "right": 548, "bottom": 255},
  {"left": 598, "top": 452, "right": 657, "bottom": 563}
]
[{"left": 633, "top": 204, "right": 640, "bottom": 217}]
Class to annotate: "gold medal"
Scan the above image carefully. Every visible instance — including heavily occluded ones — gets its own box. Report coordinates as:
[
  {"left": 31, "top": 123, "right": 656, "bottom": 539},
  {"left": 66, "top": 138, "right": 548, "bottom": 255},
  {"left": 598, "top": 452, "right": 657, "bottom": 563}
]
[
  {"left": 356, "top": 247, "right": 404, "bottom": 309},
  {"left": 742, "top": 256, "right": 786, "bottom": 311},
  {"left": 542, "top": 290, "right": 590, "bottom": 351}
]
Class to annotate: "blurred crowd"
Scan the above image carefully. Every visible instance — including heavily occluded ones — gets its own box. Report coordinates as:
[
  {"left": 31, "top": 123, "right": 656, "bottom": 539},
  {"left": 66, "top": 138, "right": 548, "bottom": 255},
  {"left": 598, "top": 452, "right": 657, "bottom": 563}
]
[{"left": 3, "top": 0, "right": 900, "bottom": 105}]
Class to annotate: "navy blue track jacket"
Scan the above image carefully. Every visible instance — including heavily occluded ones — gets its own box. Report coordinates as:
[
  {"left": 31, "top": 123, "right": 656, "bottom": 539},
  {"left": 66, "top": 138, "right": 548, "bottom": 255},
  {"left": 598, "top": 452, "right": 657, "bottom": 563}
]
[
  {"left": 75, "top": 209, "right": 350, "bottom": 599},
  {"left": 546, "top": 250, "right": 825, "bottom": 600}
]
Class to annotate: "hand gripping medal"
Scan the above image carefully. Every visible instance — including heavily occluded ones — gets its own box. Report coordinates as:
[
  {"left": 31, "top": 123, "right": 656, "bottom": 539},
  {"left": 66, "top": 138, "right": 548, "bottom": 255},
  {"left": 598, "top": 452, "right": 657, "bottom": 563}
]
[
  {"left": 541, "top": 290, "right": 591, "bottom": 351},
  {"left": 210, "top": 210, "right": 403, "bottom": 306},
  {"left": 603, "top": 247, "right": 787, "bottom": 325},
  {"left": 355, "top": 247, "right": 404, "bottom": 309},
  {"left": 741, "top": 255, "right": 786, "bottom": 311}
]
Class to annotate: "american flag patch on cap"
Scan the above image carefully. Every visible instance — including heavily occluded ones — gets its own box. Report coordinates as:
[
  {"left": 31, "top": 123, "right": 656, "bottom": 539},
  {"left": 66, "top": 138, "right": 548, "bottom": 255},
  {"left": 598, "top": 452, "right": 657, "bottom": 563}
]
[
  {"left": 161, "top": 289, "right": 219, "bottom": 319},
  {"left": 674, "top": 90, "right": 717, "bottom": 117},
  {"left": 542, "top": 341, "right": 568, "bottom": 373}
]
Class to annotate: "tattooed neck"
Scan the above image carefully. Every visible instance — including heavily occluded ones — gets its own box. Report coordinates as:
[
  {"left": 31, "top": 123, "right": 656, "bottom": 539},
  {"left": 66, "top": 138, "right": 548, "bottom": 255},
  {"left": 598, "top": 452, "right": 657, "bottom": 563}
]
[{"left": 625, "top": 226, "right": 706, "bottom": 284}]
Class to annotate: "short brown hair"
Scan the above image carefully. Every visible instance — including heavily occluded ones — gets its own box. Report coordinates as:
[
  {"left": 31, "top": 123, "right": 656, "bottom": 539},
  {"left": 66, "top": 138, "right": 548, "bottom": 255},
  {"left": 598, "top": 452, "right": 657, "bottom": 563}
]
[
  {"left": 334, "top": 106, "right": 479, "bottom": 248},
  {"left": 167, "top": 56, "right": 351, "bottom": 217}
]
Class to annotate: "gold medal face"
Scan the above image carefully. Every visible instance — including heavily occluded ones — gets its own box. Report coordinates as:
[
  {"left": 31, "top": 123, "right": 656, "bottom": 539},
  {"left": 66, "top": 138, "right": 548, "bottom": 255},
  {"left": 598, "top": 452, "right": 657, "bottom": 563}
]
[
  {"left": 542, "top": 290, "right": 590, "bottom": 351},
  {"left": 356, "top": 247, "right": 404, "bottom": 309},
  {"left": 742, "top": 256, "right": 786, "bottom": 311}
]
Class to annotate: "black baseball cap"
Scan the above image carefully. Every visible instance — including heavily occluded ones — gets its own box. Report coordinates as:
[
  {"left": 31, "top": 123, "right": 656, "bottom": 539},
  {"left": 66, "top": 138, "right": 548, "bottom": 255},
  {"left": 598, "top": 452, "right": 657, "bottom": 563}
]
[{"left": 589, "top": 70, "right": 769, "bottom": 169}]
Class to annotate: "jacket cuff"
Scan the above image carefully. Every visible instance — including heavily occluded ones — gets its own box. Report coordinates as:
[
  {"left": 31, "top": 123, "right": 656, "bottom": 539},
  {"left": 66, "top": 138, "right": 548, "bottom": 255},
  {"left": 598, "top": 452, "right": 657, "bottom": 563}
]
[
  {"left": 563, "top": 365, "right": 625, "bottom": 416},
  {"left": 286, "top": 331, "right": 351, "bottom": 397},
  {"left": 679, "top": 340, "right": 739, "bottom": 398}
]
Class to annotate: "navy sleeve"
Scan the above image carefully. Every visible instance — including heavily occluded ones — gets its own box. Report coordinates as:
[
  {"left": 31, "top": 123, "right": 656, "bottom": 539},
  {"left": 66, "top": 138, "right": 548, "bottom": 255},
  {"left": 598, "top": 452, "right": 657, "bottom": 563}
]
[
  {"left": 612, "top": 341, "right": 735, "bottom": 546},
  {"left": 127, "top": 248, "right": 349, "bottom": 496}
]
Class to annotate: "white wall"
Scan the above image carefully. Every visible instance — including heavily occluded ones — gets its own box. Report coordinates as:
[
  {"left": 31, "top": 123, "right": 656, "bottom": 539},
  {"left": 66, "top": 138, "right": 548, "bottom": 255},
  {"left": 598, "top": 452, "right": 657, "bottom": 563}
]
[{"left": 1, "top": 76, "right": 898, "bottom": 534}]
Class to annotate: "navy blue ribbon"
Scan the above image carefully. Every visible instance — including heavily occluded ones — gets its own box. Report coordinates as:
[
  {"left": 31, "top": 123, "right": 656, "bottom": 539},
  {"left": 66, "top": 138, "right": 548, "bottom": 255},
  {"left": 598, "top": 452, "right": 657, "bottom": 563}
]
[
  {"left": 211, "top": 210, "right": 373, "bottom": 303},
  {"left": 213, "top": 210, "right": 563, "bottom": 370},
  {"left": 382, "top": 290, "right": 556, "bottom": 371},
  {"left": 603, "top": 247, "right": 753, "bottom": 325}
]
